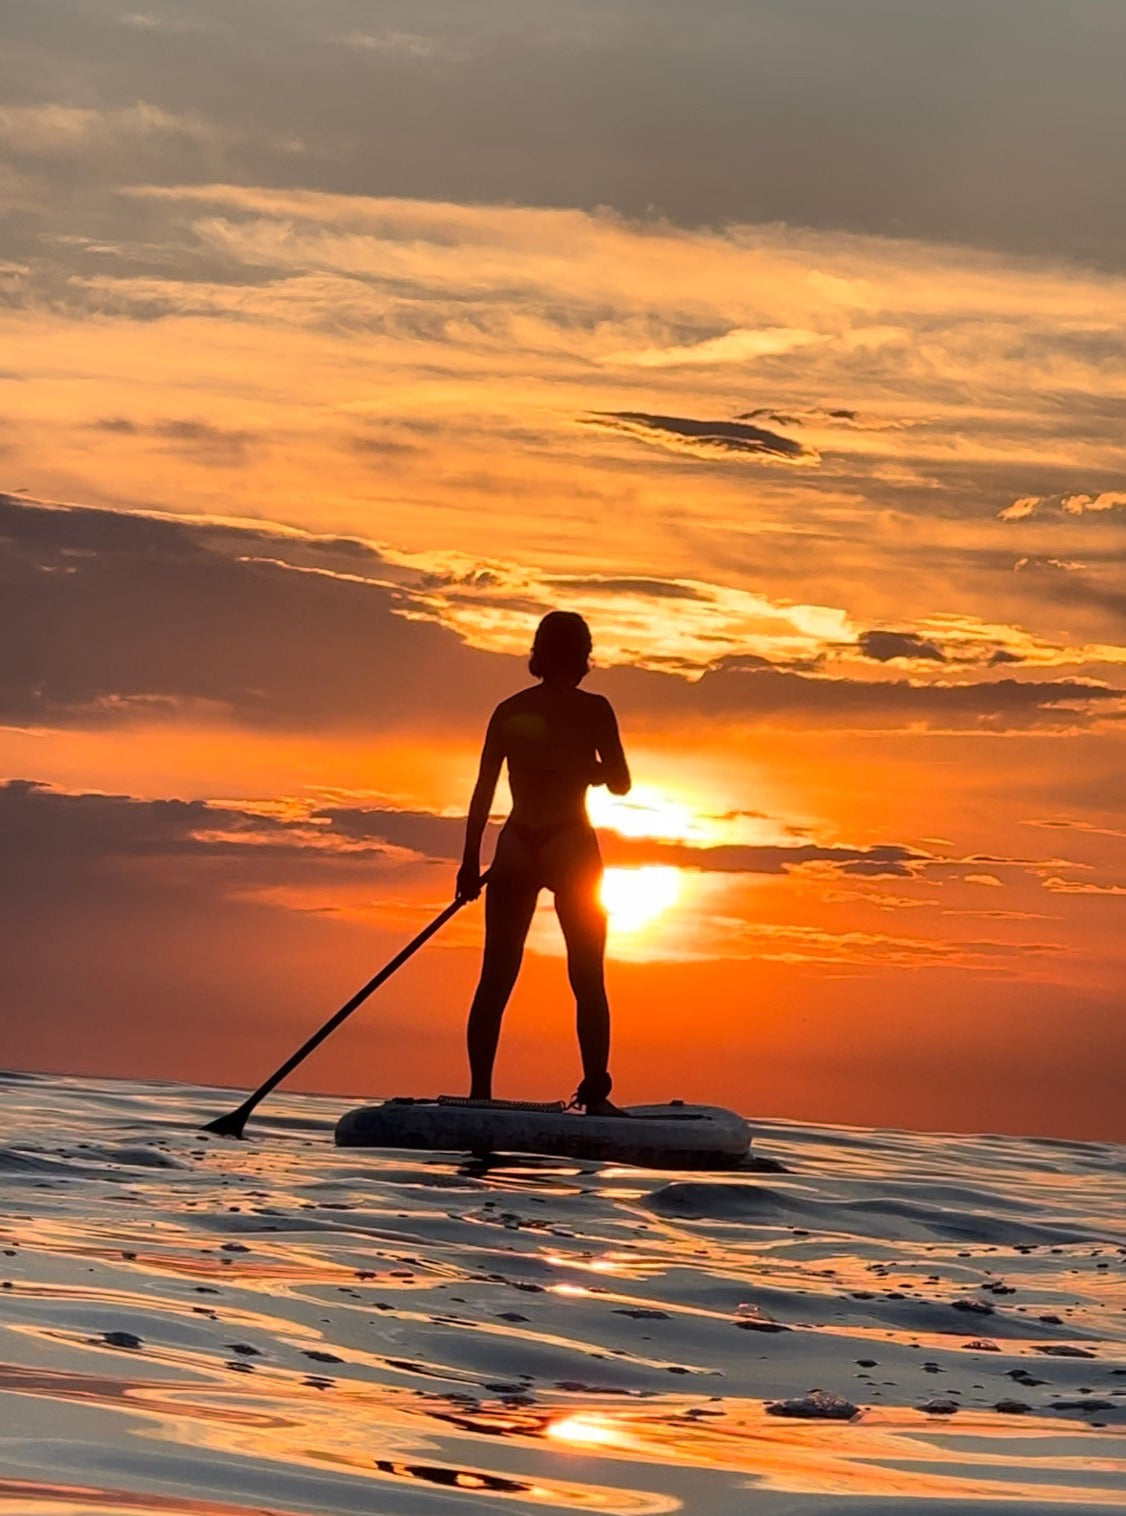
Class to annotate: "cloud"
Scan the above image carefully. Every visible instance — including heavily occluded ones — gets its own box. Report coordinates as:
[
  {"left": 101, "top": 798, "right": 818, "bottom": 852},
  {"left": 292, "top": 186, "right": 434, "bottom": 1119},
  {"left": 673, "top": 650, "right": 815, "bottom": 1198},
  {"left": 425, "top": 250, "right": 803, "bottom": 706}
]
[
  {"left": 93, "top": 416, "right": 254, "bottom": 464},
  {"left": 608, "top": 327, "right": 826, "bottom": 368},
  {"left": 6, "top": 0, "right": 1126, "bottom": 266},
  {"left": 858, "top": 629, "right": 946, "bottom": 663},
  {"left": 583, "top": 411, "right": 818, "bottom": 464},
  {"left": 1010, "top": 558, "right": 1126, "bottom": 627},
  {"left": 1042, "top": 877, "right": 1126, "bottom": 897},
  {"left": 0, "top": 780, "right": 929, "bottom": 920},
  {"left": 0, "top": 102, "right": 221, "bottom": 157},
  {"left": 316, "top": 803, "right": 927, "bottom": 878},
  {"left": 600, "top": 658, "right": 1125, "bottom": 732},
  {"left": 0, "top": 777, "right": 301, "bottom": 862},
  {"left": 1062, "top": 492, "right": 1126, "bottom": 517},
  {"left": 687, "top": 916, "right": 1063, "bottom": 972},
  {"left": 1000, "top": 491, "right": 1126, "bottom": 520},
  {"left": 542, "top": 575, "right": 709, "bottom": 603},
  {"left": 317, "top": 805, "right": 495, "bottom": 861},
  {"left": 0, "top": 779, "right": 397, "bottom": 914},
  {"left": 739, "top": 405, "right": 910, "bottom": 433},
  {"left": 0, "top": 493, "right": 515, "bottom": 731},
  {"left": 330, "top": 30, "right": 443, "bottom": 58},
  {"left": 4, "top": 493, "right": 1124, "bottom": 736}
]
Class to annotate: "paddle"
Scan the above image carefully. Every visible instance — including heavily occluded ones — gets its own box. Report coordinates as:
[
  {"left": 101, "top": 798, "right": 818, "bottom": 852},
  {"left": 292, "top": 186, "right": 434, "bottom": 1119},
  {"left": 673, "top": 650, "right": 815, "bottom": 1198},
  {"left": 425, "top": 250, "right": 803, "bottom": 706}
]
[{"left": 201, "top": 877, "right": 488, "bottom": 1138}]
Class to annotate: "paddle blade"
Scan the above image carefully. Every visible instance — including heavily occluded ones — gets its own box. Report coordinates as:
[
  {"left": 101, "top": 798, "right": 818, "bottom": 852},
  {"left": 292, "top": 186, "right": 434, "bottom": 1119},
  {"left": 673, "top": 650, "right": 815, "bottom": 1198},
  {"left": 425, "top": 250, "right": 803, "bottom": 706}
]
[{"left": 201, "top": 1104, "right": 252, "bottom": 1138}]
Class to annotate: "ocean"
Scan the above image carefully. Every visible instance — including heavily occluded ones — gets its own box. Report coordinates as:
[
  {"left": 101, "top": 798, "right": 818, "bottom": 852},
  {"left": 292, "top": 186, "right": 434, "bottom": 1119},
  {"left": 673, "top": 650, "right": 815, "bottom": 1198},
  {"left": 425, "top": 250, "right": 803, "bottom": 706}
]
[{"left": 0, "top": 1069, "right": 1123, "bottom": 1515}]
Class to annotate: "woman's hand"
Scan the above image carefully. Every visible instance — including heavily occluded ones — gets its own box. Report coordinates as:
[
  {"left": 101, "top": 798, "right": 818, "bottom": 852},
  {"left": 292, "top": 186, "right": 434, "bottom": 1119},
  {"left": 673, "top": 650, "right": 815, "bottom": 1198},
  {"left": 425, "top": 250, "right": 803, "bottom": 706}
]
[
  {"left": 456, "top": 861, "right": 484, "bottom": 901},
  {"left": 588, "top": 759, "right": 607, "bottom": 788}
]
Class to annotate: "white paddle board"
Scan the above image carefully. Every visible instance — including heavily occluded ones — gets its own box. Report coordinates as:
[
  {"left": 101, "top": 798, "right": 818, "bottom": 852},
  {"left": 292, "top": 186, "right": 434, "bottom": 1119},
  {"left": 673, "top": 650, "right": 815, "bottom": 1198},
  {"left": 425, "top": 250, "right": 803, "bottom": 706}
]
[{"left": 335, "top": 1097, "right": 752, "bottom": 1168}]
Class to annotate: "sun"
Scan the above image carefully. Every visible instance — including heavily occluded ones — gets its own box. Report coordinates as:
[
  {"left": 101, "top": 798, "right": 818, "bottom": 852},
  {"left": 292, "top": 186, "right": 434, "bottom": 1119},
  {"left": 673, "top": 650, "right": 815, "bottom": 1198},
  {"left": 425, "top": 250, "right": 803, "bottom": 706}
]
[{"left": 599, "top": 865, "right": 681, "bottom": 932}]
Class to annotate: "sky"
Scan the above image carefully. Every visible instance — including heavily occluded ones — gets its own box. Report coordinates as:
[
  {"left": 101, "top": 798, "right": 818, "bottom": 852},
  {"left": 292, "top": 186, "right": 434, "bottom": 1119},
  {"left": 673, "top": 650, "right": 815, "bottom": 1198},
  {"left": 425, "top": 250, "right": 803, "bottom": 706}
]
[{"left": 2, "top": 1, "right": 1125, "bottom": 1141}]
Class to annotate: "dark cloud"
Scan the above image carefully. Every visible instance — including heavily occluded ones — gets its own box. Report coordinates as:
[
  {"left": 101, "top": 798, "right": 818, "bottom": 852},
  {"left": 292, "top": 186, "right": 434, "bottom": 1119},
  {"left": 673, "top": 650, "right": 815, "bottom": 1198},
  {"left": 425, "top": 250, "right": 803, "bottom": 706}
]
[
  {"left": 584, "top": 411, "right": 815, "bottom": 464},
  {"left": 349, "top": 435, "right": 423, "bottom": 458},
  {"left": 600, "top": 658, "right": 1125, "bottom": 731},
  {"left": 1016, "top": 565, "right": 1126, "bottom": 625},
  {"left": 317, "top": 805, "right": 498, "bottom": 860},
  {"left": 2, "top": 781, "right": 924, "bottom": 896},
  {"left": 603, "top": 836, "right": 923, "bottom": 878},
  {"left": 858, "top": 630, "right": 947, "bottom": 663},
  {"left": 152, "top": 419, "right": 253, "bottom": 462},
  {"left": 542, "top": 575, "right": 708, "bottom": 601},
  {"left": 0, "top": 493, "right": 515, "bottom": 730},
  {"left": 2, "top": 1, "right": 1124, "bottom": 267},
  {"left": 315, "top": 803, "right": 925, "bottom": 877},
  {"left": 4, "top": 494, "right": 1123, "bottom": 736},
  {"left": 91, "top": 415, "right": 254, "bottom": 462},
  {"left": 0, "top": 777, "right": 296, "bottom": 866},
  {"left": 738, "top": 406, "right": 908, "bottom": 433}
]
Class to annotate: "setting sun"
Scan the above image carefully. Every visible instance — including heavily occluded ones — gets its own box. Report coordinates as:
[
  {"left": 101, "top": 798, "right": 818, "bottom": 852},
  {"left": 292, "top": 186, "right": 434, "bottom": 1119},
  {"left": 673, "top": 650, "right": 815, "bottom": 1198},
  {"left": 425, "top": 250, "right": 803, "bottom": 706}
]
[{"left": 599, "top": 865, "right": 681, "bottom": 932}]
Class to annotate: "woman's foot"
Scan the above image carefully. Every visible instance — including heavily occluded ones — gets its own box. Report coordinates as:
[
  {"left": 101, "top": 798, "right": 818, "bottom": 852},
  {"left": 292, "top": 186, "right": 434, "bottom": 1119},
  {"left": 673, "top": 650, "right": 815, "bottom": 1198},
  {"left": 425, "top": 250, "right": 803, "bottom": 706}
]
[
  {"left": 583, "top": 1096, "right": 630, "bottom": 1117},
  {"left": 572, "top": 1071, "right": 628, "bottom": 1115}
]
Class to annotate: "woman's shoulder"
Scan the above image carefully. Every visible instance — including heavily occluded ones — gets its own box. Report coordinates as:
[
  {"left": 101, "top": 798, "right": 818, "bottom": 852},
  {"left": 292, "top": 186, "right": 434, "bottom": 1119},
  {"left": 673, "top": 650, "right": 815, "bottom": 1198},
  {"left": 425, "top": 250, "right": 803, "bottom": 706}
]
[
  {"left": 495, "top": 684, "right": 543, "bottom": 713},
  {"left": 577, "top": 688, "right": 615, "bottom": 717}
]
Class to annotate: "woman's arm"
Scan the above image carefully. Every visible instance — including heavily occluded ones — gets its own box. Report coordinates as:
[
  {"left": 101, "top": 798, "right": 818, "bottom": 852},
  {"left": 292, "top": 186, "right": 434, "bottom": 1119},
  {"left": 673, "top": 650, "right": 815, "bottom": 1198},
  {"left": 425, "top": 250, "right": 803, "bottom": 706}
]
[
  {"left": 457, "top": 711, "right": 505, "bottom": 899},
  {"left": 594, "top": 697, "right": 631, "bottom": 796}
]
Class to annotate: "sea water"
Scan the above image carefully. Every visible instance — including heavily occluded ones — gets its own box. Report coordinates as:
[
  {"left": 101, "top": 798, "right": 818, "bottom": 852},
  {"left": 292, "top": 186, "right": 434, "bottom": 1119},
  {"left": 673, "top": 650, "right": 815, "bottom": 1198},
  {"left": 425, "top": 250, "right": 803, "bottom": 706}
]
[{"left": 0, "top": 1070, "right": 1123, "bottom": 1515}]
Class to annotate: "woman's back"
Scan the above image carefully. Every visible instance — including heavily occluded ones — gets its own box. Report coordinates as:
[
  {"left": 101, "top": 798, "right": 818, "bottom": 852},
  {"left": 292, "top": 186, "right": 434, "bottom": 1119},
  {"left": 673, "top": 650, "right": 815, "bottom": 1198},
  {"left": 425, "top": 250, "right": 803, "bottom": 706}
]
[{"left": 494, "top": 683, "right": 607, "bottom": 827}]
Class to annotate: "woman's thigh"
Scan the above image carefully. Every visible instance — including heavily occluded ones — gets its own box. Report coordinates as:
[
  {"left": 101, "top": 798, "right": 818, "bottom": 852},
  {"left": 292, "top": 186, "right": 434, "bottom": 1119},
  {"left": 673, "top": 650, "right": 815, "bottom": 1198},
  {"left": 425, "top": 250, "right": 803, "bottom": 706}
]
[
  {"left": 550, "top": 830, "right": 607, "bottom": 965},
  {"left": 481, "top": 872, "right": 539, "bottom": 972}
]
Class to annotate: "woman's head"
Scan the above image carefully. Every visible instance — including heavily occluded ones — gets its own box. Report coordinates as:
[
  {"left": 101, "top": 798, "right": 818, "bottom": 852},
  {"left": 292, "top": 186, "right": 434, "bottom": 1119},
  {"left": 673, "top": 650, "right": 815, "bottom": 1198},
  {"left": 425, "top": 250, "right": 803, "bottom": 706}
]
[{"left": 529, "top": 611, "right": 592, "bottom": 685}]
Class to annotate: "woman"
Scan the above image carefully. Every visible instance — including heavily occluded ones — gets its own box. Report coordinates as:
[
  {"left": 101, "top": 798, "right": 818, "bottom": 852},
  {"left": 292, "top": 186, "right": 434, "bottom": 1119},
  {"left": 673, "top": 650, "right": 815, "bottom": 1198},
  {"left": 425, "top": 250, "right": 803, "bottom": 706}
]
[{"left": 457, "top": 612, "right": 631, "bottom": 1115}]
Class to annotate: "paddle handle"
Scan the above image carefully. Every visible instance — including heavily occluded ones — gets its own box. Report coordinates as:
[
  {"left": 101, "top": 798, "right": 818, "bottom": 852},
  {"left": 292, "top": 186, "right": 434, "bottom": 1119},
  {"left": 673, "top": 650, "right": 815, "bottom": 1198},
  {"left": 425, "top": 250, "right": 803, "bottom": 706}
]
[{"left": 203, "top": 874, "right": 488, "bottom": 1136}]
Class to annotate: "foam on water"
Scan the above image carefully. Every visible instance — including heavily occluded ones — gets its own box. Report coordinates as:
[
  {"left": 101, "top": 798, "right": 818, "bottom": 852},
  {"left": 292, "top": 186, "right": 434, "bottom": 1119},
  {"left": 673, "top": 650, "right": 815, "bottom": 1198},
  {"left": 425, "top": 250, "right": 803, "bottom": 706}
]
[{"left": 0, "top": 1071, "right": 1123, "bottom": 1515}]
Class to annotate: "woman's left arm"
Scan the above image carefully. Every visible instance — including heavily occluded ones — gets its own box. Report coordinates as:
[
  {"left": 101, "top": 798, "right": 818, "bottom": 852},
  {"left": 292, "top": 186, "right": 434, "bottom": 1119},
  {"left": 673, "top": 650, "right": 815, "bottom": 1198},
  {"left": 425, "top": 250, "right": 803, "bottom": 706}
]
[{"left": 594, "top": 697, "right": 631, "bottom": 796}]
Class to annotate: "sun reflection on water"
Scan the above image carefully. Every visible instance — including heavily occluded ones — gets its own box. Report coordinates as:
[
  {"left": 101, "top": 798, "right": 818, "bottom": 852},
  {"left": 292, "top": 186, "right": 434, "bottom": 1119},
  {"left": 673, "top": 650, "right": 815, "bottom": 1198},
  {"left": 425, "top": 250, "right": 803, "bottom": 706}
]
[{"left": 546, "top": 1414, "right": 626, "bottom": 1449}]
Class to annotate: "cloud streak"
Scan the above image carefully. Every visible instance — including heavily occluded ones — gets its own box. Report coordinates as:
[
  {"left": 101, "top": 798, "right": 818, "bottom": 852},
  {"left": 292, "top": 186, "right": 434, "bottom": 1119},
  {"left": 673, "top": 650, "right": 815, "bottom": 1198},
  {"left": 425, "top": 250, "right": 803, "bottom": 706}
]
[{"left": 583, "top": 411, "right": 818, "bottom": 464}]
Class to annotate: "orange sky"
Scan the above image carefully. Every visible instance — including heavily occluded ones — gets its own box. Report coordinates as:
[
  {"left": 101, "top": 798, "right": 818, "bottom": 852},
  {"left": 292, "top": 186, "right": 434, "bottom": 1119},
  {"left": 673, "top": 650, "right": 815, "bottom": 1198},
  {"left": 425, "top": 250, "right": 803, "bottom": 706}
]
[{"left": 2, "top": 1, "right": 1125, "bottom": 1139}]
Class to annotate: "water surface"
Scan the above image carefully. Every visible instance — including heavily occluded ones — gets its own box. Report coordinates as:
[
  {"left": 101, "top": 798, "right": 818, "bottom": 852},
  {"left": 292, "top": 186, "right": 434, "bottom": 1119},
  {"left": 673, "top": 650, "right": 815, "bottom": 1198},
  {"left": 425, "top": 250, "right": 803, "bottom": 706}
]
[{"left": 1, "top": 1072, "right": 1123, "bottom": 1514}]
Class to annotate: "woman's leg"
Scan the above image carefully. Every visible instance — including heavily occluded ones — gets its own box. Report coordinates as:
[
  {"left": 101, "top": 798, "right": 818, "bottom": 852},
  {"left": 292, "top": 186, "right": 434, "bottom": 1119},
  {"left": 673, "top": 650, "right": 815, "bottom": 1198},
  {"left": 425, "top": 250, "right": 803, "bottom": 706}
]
[
  {"left": 553, "top": 850, "right": 614, "bottom": 1108},
  {"left": 466, "top": 871, "right": 539, "bottom": 1099}
]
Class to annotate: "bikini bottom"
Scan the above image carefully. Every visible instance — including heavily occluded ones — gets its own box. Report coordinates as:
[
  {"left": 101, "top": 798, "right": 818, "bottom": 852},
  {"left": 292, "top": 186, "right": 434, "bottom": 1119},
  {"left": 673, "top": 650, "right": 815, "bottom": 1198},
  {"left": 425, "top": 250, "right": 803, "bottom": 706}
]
[{"left": 491, "top": 819, "right": 603, "bottom": 895}]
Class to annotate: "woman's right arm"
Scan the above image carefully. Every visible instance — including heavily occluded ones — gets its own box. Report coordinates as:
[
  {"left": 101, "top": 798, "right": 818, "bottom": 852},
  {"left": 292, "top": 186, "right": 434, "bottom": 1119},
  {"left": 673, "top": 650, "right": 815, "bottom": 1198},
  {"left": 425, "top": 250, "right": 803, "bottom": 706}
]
[{"left": 457, "top": 711, "right": 505, "bottom": 899}]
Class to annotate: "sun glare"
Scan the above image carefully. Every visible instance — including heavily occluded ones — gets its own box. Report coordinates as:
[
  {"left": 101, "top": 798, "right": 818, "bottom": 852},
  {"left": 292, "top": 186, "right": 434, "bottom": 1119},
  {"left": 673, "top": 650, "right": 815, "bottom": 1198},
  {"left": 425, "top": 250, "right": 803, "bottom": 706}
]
[
  {"left": 600, "top": 865, "right": 681, "bottom": 932},
  {"left": 586, "top": 782, "right": 709, "bottom": 843}
]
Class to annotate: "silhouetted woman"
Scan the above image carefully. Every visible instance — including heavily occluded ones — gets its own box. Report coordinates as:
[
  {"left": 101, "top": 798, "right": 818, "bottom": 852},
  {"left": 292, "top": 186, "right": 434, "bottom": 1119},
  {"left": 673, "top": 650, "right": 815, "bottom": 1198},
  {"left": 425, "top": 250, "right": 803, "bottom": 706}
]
[{"left": 457, "top": 612, "right": 631, "bottom": 1115}]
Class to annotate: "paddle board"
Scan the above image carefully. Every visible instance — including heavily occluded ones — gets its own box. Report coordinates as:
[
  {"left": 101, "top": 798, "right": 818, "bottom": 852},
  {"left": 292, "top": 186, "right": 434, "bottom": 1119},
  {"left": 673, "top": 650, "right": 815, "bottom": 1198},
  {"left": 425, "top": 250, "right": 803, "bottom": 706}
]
[{"left": 335, "top": 1097, "right": 752, "bottom": 1168}]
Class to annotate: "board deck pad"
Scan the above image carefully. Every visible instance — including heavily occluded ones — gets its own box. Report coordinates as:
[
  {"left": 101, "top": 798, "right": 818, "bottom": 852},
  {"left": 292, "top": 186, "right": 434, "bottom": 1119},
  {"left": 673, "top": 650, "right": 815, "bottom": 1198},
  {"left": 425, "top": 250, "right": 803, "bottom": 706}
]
[{"left": 335, "top": 1098, "right": 752, "bottom": 1168}]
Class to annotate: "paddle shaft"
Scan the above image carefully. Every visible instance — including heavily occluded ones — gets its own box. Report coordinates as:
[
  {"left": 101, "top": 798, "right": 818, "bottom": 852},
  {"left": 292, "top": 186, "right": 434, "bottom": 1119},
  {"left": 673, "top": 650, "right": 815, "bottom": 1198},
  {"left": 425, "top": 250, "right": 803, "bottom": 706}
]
[{"left": 202, "top": 880, "right": 486, "bottom": 1136}]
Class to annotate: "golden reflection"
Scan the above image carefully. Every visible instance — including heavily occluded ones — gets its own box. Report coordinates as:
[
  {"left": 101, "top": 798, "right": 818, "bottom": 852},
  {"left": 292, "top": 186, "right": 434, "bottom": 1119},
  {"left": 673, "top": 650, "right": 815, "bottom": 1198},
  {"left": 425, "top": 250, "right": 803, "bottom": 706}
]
[
  {"left": 542, "top": 1252, "right": 627, "bottom": 1276},
  {"left": 546, "top": 1414, "right": 626, "bottom": 1449}
]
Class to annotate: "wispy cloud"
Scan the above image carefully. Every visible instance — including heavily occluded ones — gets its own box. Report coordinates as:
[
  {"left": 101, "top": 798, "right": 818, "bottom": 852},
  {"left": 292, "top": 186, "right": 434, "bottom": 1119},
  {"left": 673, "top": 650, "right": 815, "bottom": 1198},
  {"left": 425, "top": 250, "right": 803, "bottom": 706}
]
[
  {"left": 583, "top": 410, "right": 818, "bottom": 464},
  {"left": 1001, "top": 491, "right": 1126, "bottom": 520},
  {"left": 607, "top": 327, "right": 826, "bottom": 368}
]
